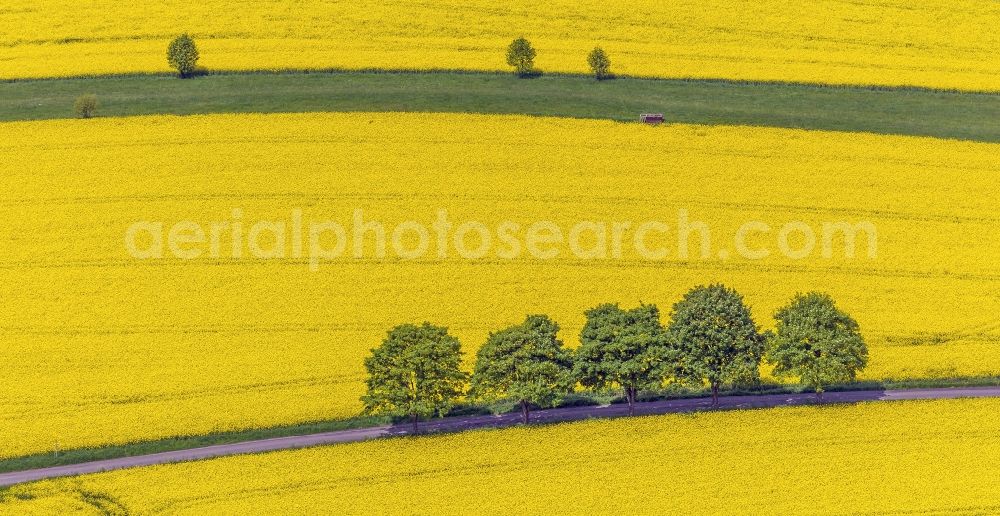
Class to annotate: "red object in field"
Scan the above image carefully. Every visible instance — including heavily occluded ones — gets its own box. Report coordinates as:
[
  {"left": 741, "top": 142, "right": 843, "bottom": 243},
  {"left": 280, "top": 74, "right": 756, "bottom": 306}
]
[{"left": 640, "top": 113, "right": 665, "bottom": 124}]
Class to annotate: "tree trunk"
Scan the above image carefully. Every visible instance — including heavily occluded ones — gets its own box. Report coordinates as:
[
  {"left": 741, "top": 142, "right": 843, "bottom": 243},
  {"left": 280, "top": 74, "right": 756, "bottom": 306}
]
[
  {"left": 627, "top": 387, "right": 636, "bottom": 417},
  {"left": 411, "top": 413, "right": 419, "bottom": 434},
  {"left": 521, "top": 400, "right": 530, "bottom": 424},
  {"left": 816, "top": 389, "right": 824, "bottom": 403},
  {"left": 711, "top": 383, "right": 720, "bottom": 408}
]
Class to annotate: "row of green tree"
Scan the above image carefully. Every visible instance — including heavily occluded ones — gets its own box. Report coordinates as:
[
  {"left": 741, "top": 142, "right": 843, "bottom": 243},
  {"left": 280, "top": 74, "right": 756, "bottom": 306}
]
[
  {"left": 164, "top": 34, "right": 609, "bottom": 80},
  {"left": 362, "top": 285, "right": 868, "bottom": 432},
  {"left": 161, "top": 34, "right": 608, "bottom": 81},
  {"left": 75, "top": 35, "right": 604, "bottom": 118},
  {"left": 506, "top": 37, "right": 613, "bottom": 79}
]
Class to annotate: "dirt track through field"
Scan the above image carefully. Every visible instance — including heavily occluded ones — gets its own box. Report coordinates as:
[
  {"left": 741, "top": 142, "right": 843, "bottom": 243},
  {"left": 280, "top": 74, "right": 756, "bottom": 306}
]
[{"left": 2, "top": 386, "right": 998, "bottom": 487}]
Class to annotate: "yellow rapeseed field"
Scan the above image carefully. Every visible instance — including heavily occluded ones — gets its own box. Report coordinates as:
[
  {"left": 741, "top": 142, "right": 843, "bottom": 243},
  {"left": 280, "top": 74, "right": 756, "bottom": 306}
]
[
  {"left": 1, "top": 112, "right": 998, "bottom": 459},
  {"left": 1, "top": 0, "right": 999, "bottom": 89},
  {"left": 4, "top": 398, "right": 1000, "bottom": 514}
]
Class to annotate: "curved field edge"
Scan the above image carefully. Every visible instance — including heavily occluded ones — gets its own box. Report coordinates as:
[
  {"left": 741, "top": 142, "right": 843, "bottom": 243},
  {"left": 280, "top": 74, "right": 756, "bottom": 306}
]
[
  {"left": 2, "top": 0, "right": 999, "bottom": 92},
  {"left": 4, "top": 398, "right": 1000, "bottom": 515},
  {"left": 2, "top": 71, "right": 1000, "bottom": 143}
]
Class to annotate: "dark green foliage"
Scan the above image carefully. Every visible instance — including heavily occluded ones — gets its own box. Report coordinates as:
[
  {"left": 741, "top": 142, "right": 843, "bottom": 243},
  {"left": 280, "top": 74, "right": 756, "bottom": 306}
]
[
  {"left": 167, "top": 34, "right": 200, "bottom": 78},
  {"left": 361, "top": 322, "right": 468, "bottom": 432},
  {"left": 573, "top": 303, "right": 673, "bottom": 415},
  {"left": 73, "top": 94, "right": 98, "bottom": 118},
  {"left": 506, "top": 37, "right": 538, "bottom": 77},
  {"left": 587, "top": 47, "right": 613, "bottom": 80},
  {"left": 669, "top": 284, "right": 764, "bottom": 406},
  {"left": 767, "top": 292, "right": 868, "bottom": 400},
  {"left": 470, "top": 315, "right": 575, "bottom": 423}
]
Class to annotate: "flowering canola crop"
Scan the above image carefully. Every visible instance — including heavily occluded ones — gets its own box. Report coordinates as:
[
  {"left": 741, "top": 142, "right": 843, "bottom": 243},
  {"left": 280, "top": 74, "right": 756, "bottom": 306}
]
[
  {"left": 1, "top": 112, "right": 998, "bottom": 459},
  {"left": 1, "top": 0, "right": 999, "bottom": 90},
  {"left": 4, "top": 398, "right": 1000, "bottom": 514}
]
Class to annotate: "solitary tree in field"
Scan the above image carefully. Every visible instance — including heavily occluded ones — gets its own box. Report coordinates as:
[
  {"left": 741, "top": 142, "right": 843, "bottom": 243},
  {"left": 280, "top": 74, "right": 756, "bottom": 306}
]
[
  {"left": 361, "top": 322, "right": 468, "bottom": 433},
  {"left": 73, "top": 94, "right": 98, "bottom": 118},
  {"left": 766, "top": 292, "right": 868, "bottom": 401},
  {"left": 574, "top": 303, "right": 672, "bottom": 416},
  {"left": 167, "top": 34, "right": 200, "bottom": 78},
  {"left": 470, "top": 315, "right": 575, "bottom": 424},
  {"left": 668, "top": 284, "right": 764, "bottom": 408},
  {"left": 506, "top": 37, "right": 538, "bottom": 77},
  {"left": 587, "top": 47, "right": 612, "bottom": 80}
]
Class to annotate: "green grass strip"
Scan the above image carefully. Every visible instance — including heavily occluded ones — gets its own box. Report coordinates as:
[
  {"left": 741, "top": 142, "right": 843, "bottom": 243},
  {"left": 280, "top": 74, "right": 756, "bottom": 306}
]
[{"left": 2, "top": 71, "right": 999, "bottom": 142}]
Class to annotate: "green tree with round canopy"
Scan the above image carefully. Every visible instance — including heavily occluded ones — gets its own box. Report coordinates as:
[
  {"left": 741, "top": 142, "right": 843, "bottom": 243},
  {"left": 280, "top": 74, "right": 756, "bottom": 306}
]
[
  {"left": 669, "top": 284, "right": 764, "bottom": 407},
  {"left": 766, "top": 292, "right": 868, "bottom": 401},
  {"left": 506, "top": 37, "right": 538, "bottom": 77},
  {"left": 587, "top": 47, "right": 612, "bottom": 80},
  {"left": 361, "top": 322, "right": 467, "bottom": 433},
  {"left": 574, "top": 303, "right": 672, "bottom": 416},
  {"left": 167, "top": 34, "right": 200, "bottom": 78},
  {"left": 470, "top": 315, "right": 575, "bottom": 423}
]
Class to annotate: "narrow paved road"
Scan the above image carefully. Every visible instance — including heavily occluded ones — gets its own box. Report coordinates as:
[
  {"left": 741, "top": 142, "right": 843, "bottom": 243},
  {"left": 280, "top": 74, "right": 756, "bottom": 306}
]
[{"left": 2, "top": 386, "right": 998, "bottom": 487}]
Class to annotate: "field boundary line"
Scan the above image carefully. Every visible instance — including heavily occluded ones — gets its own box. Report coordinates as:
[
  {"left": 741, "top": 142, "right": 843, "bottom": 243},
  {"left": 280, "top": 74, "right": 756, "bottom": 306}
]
[{"left": 2, "top": 386, "right": 999, "bottom": 487}]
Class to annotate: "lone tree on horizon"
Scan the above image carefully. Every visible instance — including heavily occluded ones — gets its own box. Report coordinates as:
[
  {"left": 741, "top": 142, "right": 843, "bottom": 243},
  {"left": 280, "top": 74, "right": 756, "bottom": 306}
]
[
  {"left": 766, "top": 292, "right": 868, "bottom": 401},
  {"left": 470, "top": 315, "right": 575, "bottom": 424},
  {"left": 167, "top": 34, "right": 200, "bottom": 78},
  {"left": 506, "top": 37, "right": 538, "bottom": 77},
  {"left": 574, "top": 303, "right": 672, "bottom": 416},
  {"left": 669, "top": 284, "right": 764, "bottom": 408},
  {"left": 587, "top": 47, "right": 612, "bottom": 80},
  {"left": 361, "top": 322, "right": 467, "bottom": 433}
]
